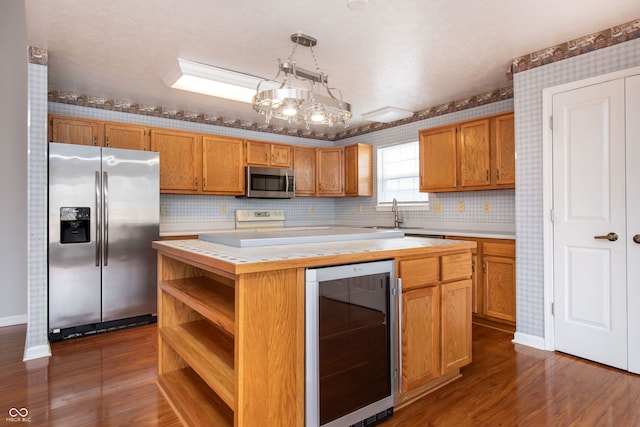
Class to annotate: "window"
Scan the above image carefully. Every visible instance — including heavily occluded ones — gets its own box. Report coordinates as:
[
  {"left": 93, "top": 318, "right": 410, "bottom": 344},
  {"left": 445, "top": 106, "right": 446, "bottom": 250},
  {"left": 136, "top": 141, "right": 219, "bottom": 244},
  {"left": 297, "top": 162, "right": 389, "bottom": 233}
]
[{"left": 377, "top": 141, "right": 428, "bottom": 208}]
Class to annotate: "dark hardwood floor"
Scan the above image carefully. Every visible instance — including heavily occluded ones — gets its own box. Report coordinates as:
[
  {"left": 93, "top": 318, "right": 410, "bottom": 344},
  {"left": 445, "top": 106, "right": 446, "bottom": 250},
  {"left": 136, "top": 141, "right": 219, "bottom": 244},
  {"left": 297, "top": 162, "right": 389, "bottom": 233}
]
[{"left": 1, "top": 323, "right": 639, "bottom": 426}]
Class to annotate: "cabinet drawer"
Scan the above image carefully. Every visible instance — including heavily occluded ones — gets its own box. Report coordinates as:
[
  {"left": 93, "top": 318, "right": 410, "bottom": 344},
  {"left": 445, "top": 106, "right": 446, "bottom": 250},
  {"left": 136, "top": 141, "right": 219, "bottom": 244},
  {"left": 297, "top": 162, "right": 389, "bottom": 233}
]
[
  {"left": 483, "top": 241, "right": 515, "bottom": 257},
  {"left": 441, "top": 253, "right": 472, "bottom": 281},
  {"left": 399, "top": 257, "right": 439, "bottom": 290}
]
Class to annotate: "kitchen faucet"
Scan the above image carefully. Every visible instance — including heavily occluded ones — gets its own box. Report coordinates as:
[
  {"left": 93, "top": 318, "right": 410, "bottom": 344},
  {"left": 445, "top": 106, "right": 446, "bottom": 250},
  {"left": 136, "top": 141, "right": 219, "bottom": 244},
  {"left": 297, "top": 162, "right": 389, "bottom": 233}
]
[{"left": 392, "top": 198, "right": 403, "bottom": 229}]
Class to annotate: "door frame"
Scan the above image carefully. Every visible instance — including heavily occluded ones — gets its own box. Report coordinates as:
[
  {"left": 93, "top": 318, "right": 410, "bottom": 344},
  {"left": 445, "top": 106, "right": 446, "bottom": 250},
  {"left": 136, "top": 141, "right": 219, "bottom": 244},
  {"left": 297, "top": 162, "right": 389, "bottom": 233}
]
[{"left": 541, "top": 65, "right": 640, "bottom": 351}]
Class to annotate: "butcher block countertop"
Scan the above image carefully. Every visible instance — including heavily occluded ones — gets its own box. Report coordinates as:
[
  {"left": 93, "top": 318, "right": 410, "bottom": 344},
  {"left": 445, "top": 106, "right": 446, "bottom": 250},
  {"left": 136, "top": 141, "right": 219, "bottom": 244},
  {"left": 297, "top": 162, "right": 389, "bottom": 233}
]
[{"left": 152, "top": 235, "right": 476, "bottom": 276}]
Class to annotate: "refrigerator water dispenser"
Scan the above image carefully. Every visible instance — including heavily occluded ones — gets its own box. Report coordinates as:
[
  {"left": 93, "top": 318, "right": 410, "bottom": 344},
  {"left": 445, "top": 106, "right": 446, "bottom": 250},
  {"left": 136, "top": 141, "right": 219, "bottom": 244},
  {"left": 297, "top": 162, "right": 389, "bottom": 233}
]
[{"left": 60, "top": 207, "right": 90, "bottom": 244}]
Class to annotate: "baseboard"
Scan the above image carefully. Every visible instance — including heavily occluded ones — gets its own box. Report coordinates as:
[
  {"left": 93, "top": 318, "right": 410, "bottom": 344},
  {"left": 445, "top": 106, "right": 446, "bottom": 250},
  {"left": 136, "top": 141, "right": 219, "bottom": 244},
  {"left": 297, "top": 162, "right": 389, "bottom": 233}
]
[
  {"left": 23, "top": 343, "right": 51, "bottom": 362},
  {"left": 512, "top": 331, "right": 548, "bottom": 351},
  {"left": 0, "top": 314, "right": 27, "bottom": 327}
]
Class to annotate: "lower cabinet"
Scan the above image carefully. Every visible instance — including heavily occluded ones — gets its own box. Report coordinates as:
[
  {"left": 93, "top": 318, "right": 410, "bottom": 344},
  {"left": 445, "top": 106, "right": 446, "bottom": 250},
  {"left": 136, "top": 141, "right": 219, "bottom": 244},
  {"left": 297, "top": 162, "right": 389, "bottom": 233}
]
[
  {"left": 397, "top": 252, "right": 472, "bottom": 403},
  {"left": 446, "top": 236, "right": 516, "bottom": 329},
  {"left": 401, "top": 285, "right": 440, "bottom": 392}
]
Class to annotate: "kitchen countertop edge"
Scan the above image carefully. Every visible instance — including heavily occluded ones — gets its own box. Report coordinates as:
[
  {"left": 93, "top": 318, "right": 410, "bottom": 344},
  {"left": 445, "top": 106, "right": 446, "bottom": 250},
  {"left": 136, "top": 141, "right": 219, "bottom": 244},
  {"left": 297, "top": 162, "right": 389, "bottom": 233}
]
[{"left": 152, "top": 236, "right": 476, "bottom": 276}]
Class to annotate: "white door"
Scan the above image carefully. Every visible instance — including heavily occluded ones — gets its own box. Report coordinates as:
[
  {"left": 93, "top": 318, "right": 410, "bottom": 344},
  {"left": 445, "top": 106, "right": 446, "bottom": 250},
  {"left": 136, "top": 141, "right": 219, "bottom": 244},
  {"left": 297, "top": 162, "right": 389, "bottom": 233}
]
[
  {"left": 552, "top": 79, "right": 628, "bottom": 370},
  {"left": 626, "top": 75, "right": 640, "bottom": 374}
]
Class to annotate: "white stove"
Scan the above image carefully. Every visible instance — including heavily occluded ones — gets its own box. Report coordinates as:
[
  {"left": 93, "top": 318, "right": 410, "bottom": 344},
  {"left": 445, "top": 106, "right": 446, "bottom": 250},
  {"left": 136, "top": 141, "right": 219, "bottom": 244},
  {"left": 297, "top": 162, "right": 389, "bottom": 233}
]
[{"left": 198, "top": 210, "right": 405, "bottom": 248}]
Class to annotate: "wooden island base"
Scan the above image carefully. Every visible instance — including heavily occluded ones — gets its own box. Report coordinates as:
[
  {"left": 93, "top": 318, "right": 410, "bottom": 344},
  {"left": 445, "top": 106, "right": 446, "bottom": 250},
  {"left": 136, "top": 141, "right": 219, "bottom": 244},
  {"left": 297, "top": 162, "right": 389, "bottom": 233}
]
[{"left": 152, "top": 236, "right": 475, "bottom": 426}]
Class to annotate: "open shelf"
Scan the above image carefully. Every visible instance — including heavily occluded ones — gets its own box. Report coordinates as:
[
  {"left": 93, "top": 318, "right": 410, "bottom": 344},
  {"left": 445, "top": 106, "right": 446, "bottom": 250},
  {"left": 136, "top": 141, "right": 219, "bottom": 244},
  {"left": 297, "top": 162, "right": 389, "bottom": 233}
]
[
  {"left": 160, "top": 276, "right": 235, "bottom": 336},
  {"left": 158, "top": 367, "right": 233, "bottom": 427},
  {"left": 160, "top": 319, "right": 235, "bottom": 408}
]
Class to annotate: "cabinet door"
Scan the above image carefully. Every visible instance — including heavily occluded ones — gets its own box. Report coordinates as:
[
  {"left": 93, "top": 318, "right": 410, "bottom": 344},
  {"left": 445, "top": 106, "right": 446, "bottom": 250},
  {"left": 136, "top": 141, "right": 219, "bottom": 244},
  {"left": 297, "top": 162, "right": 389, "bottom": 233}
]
[
  {"left": 50, "top": 116, "right": 101, "bottom": 146},
  {"left": 150, "top": 129, "right": 201, "bottom": 193},
  {"left": 493, "top": 113, "right": 515, "bottom": 186},
  {"left": 344, "top": 143, "right": 373, "bottom": 197},
  {"left": 270, "top": 143, "right": 292, "bottom": 168},
  {"left": 105, "top": 123, "right": 149, "bottom": 150},
  {"left": 245, "top": 140, "right": 270, "bottom": 166},
  {"left": 458, "top": 119, "right": 491, "bottom": 188},
  {"left": 419, "top": 125, "right": 457, "bottom": 192},
  {"left": 317, "top": 147, "right": 344, "bottom": 196},
  {"left": 483, "top": 255, "right": 516, "bottom": 322},
  {"left": 293, "top": 146, "right": 316, "bottom": 196},
  {"left": 401, "top": 286, "right": 440, "bottom": 394},
  {"left": 441, "top": 279, "right": 472, "bottom": 374},
  {"left": 202, "top": 135, "right": 244, "bottom": 195}
]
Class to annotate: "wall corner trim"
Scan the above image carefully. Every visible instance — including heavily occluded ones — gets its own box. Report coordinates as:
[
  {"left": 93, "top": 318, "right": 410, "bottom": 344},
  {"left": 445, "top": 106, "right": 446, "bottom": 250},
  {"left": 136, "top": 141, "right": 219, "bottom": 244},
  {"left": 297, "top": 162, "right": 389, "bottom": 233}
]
[
  {"left": 512, "top": 332, "right": 549, "bottom": 351},
  {"left": 23, "top": 343, "right": 52, "bottom": 362}
]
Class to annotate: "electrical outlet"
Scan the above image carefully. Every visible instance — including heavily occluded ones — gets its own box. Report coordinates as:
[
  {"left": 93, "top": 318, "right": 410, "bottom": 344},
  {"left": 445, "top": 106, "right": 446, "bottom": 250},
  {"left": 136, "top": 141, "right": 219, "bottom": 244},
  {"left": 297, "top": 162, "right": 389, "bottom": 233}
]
[
  {"left": 357, "top": 205, "right": 362, "bottom": 213},
  {"left": 483, "top": 201, "right": 491, "bottom": 213},
  {"left": 220, "top": 204, "right": 227, "bottom": 214},
  {"left": 458, "top": 201, "right": 465, "bottom": 212},
  {"left": 433, "top": 202, "right": 443, "bottom": 213},
  {"left": 309, "top": 205, "right": 315, "bottom": 214}
]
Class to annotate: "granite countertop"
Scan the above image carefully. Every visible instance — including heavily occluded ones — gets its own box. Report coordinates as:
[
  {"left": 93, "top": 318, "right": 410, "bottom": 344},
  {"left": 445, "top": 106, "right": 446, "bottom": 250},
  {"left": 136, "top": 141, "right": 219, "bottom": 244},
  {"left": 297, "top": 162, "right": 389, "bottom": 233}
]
[{"left": 152, "top": 235, "right": 475, "bottom": 275}]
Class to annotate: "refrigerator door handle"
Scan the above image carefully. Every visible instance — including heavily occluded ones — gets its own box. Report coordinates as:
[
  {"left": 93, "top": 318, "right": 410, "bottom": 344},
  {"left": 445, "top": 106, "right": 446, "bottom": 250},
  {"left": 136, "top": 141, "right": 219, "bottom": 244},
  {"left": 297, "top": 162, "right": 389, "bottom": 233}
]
[
  {"left": 95, "top": 170, "right": 101, "bottom": 267},
  {"left": 103, "top": 171, "right": 109, "bottom": 266}
]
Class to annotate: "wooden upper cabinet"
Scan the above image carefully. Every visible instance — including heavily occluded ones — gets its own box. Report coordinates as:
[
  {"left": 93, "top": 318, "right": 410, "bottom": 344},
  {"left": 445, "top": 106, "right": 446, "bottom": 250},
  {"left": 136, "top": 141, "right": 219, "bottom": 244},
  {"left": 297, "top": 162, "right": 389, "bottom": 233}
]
[
  {"left": 105, "top": 123, "right": 149, "bottom": 150},
  {"left": 271, "top": 143, "right": 292, "bottom": 168},
  {"left": 317, "top": 147, "right": 344, "bottom": 196},
  {"left": 419, "top": 112, "right": 515, "bottom": 193},
  {"left": 344, "top": 143, "right": 373, "bottom": 197},
  {"left": 245, "top": 139, "right": 292, "bottom": 168},
  {"left": 150, "top": 128, "right": 201, "bottom": 193},
  {"left": 458, "top": 119, "right": 491, "bottom": 188},
  {"left": 50, "top": 116, "right": 101, "bottom": 146},
  {"left": 419, "top": 125, "right": 457, "bottom": 192},
  {"left": 492, "top": 113, "right": 515, "bottom": 187},
  {"left": 245, "top": 139, "right": 270, "bottom": 166},
  {"left": 202, "top": 135, "right": 244, "bottom": 195},
  {"left": 293, "top": 146, "right": 317, "bottom": 196}
]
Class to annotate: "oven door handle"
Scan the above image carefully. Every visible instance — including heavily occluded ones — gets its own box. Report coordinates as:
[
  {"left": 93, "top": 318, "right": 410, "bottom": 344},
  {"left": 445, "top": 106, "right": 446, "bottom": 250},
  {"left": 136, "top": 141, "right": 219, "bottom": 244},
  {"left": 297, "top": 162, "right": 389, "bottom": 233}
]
[{"left": 397, "top": 277, "right": 403, "bottom": 394}]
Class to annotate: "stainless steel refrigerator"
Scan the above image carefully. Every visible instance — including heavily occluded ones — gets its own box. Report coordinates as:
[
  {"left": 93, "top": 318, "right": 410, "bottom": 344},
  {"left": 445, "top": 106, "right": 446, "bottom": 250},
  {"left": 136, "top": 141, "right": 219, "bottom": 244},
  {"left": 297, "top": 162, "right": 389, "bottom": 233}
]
[{"left": 48, "top": 142, "right": 159, "bottom": 341}]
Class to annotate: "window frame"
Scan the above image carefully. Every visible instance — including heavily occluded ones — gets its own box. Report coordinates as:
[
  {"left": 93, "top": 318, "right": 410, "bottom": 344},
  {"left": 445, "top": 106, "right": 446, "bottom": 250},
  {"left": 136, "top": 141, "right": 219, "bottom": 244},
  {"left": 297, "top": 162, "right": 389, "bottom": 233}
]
[{"left": 375, "top": 141, "right": 429, "bottom": 211}]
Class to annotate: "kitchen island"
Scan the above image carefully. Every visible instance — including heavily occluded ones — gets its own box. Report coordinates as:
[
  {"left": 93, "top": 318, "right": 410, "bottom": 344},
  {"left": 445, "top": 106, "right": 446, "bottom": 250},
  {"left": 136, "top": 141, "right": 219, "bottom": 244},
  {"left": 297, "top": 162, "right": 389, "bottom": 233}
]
[{"left": 152, "top": 235, "right": 475, "bottom": 427}]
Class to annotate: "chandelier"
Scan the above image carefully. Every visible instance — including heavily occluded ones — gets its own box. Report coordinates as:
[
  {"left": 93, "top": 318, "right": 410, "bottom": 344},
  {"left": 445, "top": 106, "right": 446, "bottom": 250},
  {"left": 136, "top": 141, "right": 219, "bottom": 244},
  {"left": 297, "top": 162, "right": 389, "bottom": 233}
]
[{"left": 253, "top": 33, "right": 352, "bottom": 129}]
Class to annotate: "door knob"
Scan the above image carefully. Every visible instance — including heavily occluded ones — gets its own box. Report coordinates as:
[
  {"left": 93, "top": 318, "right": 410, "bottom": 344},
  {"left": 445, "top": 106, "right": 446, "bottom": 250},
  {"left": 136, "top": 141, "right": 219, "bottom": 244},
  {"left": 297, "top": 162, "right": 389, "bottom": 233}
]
[
  {"left": 634, "top": 235, "right": 640, "bottom": 244},
  {"left": 594, "top": 232, "right": 618, "bottom": 241}
]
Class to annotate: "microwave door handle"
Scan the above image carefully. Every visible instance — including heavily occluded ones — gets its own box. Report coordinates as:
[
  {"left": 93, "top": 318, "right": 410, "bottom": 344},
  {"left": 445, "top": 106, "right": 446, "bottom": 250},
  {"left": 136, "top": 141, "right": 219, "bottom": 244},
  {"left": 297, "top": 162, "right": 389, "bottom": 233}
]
[{"left": 285, "top": 173, "right": 290, "bottom": 195}]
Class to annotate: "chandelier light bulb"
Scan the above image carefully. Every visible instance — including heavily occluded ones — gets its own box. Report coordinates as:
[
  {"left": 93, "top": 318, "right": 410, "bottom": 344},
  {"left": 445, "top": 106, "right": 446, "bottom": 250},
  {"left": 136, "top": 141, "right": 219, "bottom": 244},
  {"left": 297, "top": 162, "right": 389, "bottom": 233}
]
[
  {"left": 282, "top": 100, "right": 298, "bottom": 116},
  {"left": 311, "top": 109, "right": 325, "bottom": 122}
]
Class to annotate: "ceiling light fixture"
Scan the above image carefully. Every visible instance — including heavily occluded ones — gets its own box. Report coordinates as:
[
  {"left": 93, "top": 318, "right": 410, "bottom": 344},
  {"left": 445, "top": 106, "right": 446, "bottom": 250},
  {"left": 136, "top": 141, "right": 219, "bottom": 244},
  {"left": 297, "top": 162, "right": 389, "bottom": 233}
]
[
  {"left": 361, "top": 106, "right": 414, "bottom": 123},
  {"left": 164, "top": 58, "right": 278, "bottom": 103},
  {"left": 253, "top": 33, "right": 352, "bottom": 129}
]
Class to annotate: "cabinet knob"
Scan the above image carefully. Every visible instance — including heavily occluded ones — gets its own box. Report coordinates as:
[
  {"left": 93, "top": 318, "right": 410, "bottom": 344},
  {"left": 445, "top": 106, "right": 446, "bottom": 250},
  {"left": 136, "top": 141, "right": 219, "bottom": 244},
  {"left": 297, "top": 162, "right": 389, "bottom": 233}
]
[{"left": 633, "top": 234, "right": 640, "bottom": 244}]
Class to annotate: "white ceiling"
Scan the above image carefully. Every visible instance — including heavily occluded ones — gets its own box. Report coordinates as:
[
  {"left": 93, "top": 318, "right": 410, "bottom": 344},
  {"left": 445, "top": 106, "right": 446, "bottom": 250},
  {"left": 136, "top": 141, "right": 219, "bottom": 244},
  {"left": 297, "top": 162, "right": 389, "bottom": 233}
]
[{"left": 25, "top": 0, "right": 640, "bottom": 135}]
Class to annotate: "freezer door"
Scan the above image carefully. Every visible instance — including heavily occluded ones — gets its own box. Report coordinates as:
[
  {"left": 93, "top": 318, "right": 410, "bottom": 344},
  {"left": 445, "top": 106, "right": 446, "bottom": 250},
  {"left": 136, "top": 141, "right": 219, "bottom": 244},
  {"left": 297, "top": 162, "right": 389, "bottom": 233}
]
[
  {"left": 48, "top": 143, "right": 102, "bottom": 330},
  {"left": 101, "top": 147, "right": 159, "bottom": 321}
]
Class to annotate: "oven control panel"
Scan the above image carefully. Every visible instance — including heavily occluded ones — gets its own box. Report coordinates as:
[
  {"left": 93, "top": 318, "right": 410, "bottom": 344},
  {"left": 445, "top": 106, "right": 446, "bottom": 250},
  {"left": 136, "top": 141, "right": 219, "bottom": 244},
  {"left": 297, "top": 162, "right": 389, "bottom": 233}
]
[{"left": 235, "top": 209, "right": 285, "bottom": 229}]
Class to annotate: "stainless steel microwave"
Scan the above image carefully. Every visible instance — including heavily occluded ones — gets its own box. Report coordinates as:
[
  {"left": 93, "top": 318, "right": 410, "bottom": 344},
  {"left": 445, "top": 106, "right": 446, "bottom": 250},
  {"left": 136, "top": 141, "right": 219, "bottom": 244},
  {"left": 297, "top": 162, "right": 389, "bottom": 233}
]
[{"left": 243, "top": 166, "right": 295, "bottom": 199}]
